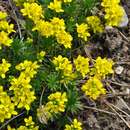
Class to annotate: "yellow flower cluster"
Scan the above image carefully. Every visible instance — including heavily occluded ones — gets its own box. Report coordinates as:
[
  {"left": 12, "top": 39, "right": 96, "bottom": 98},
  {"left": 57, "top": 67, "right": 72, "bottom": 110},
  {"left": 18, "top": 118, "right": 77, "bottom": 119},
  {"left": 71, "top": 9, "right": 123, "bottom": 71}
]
[
  {"left": 21, "top": 2, "right": 43, "bottom": 22},
  {"left": 7, "top": 116, "right": 39, "bottom": 130},
  {"left": 0, "top": 11, "right": 15, "bottom": 49},
  {"left": 65, "top": 118, "right": 82, "bottom": 130},
  {"left": 33, "top": 20, "right": 54, "bottom": 38},
  {"left": 76, "top": 23, "right": 90, "bottom": 41},
  {"left": 0, "top": 86, "right": 17, "bottom": 123},
  {"left": 48, "top": 0, "right": 72, "bottom": 13},
  {"left": 92, "top": 56, "right": 114, "bottom": 78},
  {"left": 21, "top": 3, "right": 73, "bottom": 48},
  {"left": 81, "top": 56, "right": 114, "bottom": 99},
  {"left": 53, "top": 55, "right": 75, "bottom": 82},
  {"left": 34, "top": 17, "right": 73, "bottom": 48},
  {"left": 15, "top": 60, "right": 40, "bottom": 79},
  {"left": 81, "top": 76, "right": 106, "bottom": 100},
  {"left": 74, "top": 55, "right": 89, "bottom": 78},
  {"left": 101, "top": 0, "right": 124, "bottom": 26},
  {"left": 0, "top": 59, "right": 11, "bottom": 78},
  {"left": 45, "top": 92, "right": 68, "bottom": 114},
  {"left": 37, "top": 51, "right": 46, "bottom": 62},
  {"left": 37, "top": 92, "right": 68, "bottom": 123},
  {"left": 86, "top": 16, "right": 104, "bottom": 33},
  {"left": 10, "top": 60, "right": 39, "bottom": 110}
]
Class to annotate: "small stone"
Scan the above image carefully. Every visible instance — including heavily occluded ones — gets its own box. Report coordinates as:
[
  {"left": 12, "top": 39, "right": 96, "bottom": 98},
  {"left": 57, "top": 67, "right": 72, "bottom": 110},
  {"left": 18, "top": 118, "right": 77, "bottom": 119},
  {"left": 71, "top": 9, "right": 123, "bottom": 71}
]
[{"left": 115, "top": 66, "right": 124, "bottom": 74}]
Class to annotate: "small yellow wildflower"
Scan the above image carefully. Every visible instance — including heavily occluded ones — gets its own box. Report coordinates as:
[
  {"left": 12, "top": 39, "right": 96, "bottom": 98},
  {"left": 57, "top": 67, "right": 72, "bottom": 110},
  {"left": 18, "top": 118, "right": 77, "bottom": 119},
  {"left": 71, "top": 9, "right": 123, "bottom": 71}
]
[
  {"left": 33, "top": 20, "right": 54, "bottom": 38},
  {"left": 48, "top": 0, "right": 64, "bottom": 13},
  {"left": 91, "top": 56, "right": 114, "bottom": 78},
  {"left": 0, "top": 21, "right": 15, "bottom": 34},
  {"left": 101, "top": 0, "right": 124, "bottom": 26},
  {"left": 65, "top": 118, "right": 82, "bottom": 130},
  {"left": 56, "top": 30, "right": 73, "bottom": 48},
  {"left": 63, "top": 0, "right": 72, "bottom": 2},
  {"left": 7, "top": 116, "right": 39, "bottom": 130},
  {"left": 10, "top": 73, "right": 36, "bottom": 110},
  {"left": 0, "top": 59, "right": 11, "bottom": 78},
  {"left": 0, "top": 31, "right": 13, "bottom": 48},
  {"left": 53, "top": 55, "right": 76, "bottom": 82},
  {"left": 101, "top": 0, "right": 120, "bottom": 7},
  {"left": 15, "top": 60, "right": 40, "bottom": 79},
  {"left": 0, "top": 11, "right": 7, "bottom": 19},
  {"left": 81, "top": 76, "right": 106, "bottom": 100},
  {"left": 21, "top": 2, "right": 43, "bottom": 22},
  {"left": 50, "top": 17, "right": 65, "bottom": 33},
  {"left": 74, "top": 55, "right": 89, "bottom": 78},
  {"left": 0, "top": 86, "right": 17, "bottom": 123},
  {"left": 45, "top": 92, "right": 68, "bottom": 114},
  {"left": 24, "top": 116, "right": 35, "bottom": 126},
  {"left": 104, "top": 5, "right": 124, "bottom": 26},
  {"left": 76, "top": 23, "right": 90, "bottom": 41},
  {"left": 86, "top": 16, "right": 104, "bottom": 33},
  {"left": 37, "top": 51, "right": 46, "bottom": 62}
]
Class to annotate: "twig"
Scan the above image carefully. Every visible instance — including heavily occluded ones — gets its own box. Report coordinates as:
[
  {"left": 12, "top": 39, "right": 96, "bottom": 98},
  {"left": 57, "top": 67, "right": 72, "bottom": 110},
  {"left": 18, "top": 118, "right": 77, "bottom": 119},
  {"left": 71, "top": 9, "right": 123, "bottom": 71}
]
[
  {"left": 40, "top": 86, "right": 45, "bottom": 106},
  {"left": 83, "top": 106, "right": 116, "bottom": 116},
  {"left": 110, "top": 103, "right": 130, "bottom": 118},
  {"left": 108, "top": 80, "right": 130, "bottom": 88},
  {"left": 8, "top": 0, "right": 22, "bottom": 39},
  {"left": 118, "top": 31, "right": 129, "bottom": 42},
  {"left": 106, "top": 102, "right": 130, "bottom": 129},
  {"left": 0, "top": 111, "right": 25, "bottom": 130}
]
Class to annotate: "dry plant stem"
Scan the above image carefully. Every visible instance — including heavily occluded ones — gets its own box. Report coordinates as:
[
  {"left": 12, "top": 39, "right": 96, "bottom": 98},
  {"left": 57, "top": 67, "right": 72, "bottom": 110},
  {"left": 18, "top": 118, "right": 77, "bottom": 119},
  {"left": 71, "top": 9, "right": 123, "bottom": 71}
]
[
  {"left": 83, "top": 106, "right": 116, "bottom": 116},
  {"left": 0, "top": 111, "right": 25, "bottom": 130},
  {"left": 118, "top": 30, "right": 129, "bottom": 42},
  {"left": 118, "top": 97, "right": 130, "bottom": 112},
  {"left": 8, "top": 0, "right": 22, "bottom": 39},
  {"left": 108, "top": 80, "right": 130, "bottom": 88},
  {"left": 106, "top": 102, "right": 130, "bottom": 129},
  {"left": 116, "top": 61, "right": 130, "bottom": 65},
  {"left": 110, "top": 103, "right": 130, "bottom": 118},
  {"left": 40, "top": 86, "right": 45, "bottom": 106}
]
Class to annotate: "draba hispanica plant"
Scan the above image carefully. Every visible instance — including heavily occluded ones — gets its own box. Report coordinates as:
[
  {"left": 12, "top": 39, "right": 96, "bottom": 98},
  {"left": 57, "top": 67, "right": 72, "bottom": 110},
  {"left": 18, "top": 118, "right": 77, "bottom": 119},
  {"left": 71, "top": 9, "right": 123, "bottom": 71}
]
[{"left": 0, "top": 0, "right": 125, "bottom": 129}]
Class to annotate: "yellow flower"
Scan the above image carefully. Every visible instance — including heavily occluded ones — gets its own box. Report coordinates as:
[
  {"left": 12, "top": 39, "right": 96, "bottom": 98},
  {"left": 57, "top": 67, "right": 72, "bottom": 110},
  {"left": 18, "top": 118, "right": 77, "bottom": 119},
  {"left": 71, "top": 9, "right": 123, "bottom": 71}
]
[
  {"left": 86, "top": 16, "right": 104, "bottom": 33},
  {"left": 101, "top": 0, "right": 124, "bottom": 26},
  {"left": 81, "top": 77, "right": 106, "bottom": 100},
  {"left": 104, "top": 5, "right": 124, "bottom": 26},
  {"left": 76, "top": 23, "right": 90, "bottom": 41},
  {"left": 21, "top": 2, "right": 43, "bottom": 22},
  {"left": 48, "top": 0, "right": 64, "bottom": 13},
  {"left": 63, "top": 0, "right": 72, "bottom": 2},
  {"left": 0, "top": 59, "right": 11, "bottom": 78},
  {"left": 65, "top": 118, "right": 82, "bottom": 130},
  {"left": 0, "top": 86, "right": 17, "bottom": 123},
  {"left": 0, "top": 31, "right": 13, "bottom": 48},
  {"left": 45, "top": 92, "right": 68, "bottom": 114},
  {"left": 37, "top": 51, "right": 46, "bottom": 62},
  {"left": 0, "top": 20, "right": 15, "bottom": 34},
  {"left": 50, "top": 17, "right": 65, "bottom": 33},
  {"left": 7, "top": 116, "right": 39, "bottom": 130},
  {"left": 56, "top": 30, "right": 73, "bottom": 48},
  {"left": 33, "top": 20, "right": 54, "bottom": 38},
  {"left": 101, "top": 0, "right": 120, "bottom": 7},
  {"left": 24, "top": 116, "right": 35, "bottom": 126},
  {"left": 0, "top": 11, "right": 7, "bottom": 19},
  {"left": 91, "top": 56, "right": 114, "bottom": 78},
  {"left": 74, "top": 55, "right": 89, "bottom": 78},
  {"left": 15, "top": 60, "right": 40, "bottom": 78},
  {"left": 53, "top": 55, "right": 76, "bottom": 83},
  {"left": 10, "top": 73, "right": 36, "bottom": 110}
]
